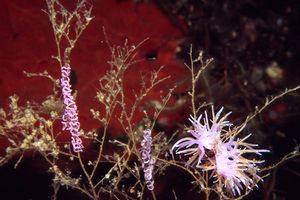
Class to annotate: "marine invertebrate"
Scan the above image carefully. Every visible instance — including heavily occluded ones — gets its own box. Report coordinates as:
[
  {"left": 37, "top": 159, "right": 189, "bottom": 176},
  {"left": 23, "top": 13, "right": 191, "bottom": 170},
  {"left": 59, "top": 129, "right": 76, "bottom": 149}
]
[
  {"left": 214, "top": 134, "right": 269, "bottom": 196},
  {"left": 171, "top": 106, "right": 232, "bottom": 167},
  {"left": 172, "top": 106, "right": 270, "bottom": 196},
  {"left": 140, "top": 129, "right": 155, "bottom": 190},
  {"left": 61, "top": 64, "right": 84, "bottom": 152}
]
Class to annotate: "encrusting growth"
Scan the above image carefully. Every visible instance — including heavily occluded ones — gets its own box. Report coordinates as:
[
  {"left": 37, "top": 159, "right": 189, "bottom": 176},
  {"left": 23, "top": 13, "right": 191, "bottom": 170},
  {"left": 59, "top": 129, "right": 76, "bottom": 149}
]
[{"left": 61, "top": 64, "right": 84, "bottom": 152}]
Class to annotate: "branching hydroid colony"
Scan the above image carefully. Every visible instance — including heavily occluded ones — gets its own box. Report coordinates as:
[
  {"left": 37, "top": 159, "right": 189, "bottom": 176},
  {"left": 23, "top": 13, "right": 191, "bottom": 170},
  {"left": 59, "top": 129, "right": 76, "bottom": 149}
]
[{"left": 0, "top": 1, "right": 300, "bottom": 199}]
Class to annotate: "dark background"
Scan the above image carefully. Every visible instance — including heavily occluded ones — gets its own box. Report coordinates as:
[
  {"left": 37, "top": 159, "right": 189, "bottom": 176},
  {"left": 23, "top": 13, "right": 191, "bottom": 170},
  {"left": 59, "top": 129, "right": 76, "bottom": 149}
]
[{"left": 0, "top": 0, "right": 300, "bottom": 199}]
